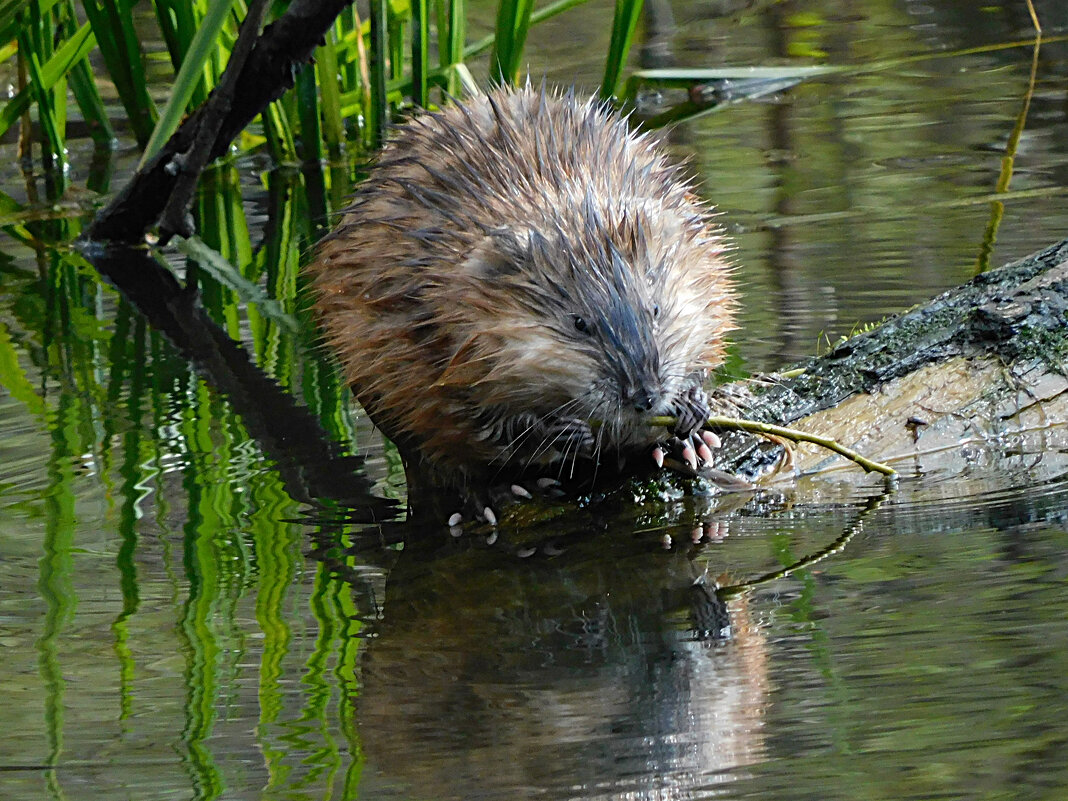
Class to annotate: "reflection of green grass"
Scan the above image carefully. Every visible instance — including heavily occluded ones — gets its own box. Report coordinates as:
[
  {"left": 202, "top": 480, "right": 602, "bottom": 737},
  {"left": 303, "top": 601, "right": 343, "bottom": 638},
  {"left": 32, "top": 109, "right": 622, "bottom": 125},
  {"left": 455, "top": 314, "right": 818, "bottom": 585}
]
[
  {"left": 0, "top": 146, "right": 379, "bottom": 796},
  {"left": 39, "top": 391, "right": 79, "bottom": 783}
]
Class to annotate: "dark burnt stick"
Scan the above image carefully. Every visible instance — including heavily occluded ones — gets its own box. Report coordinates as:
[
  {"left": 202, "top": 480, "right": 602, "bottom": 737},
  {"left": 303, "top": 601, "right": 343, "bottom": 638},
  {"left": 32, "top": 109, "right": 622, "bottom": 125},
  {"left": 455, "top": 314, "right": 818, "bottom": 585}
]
[
  {"left": 157, "top": 0, "right": 270, "bottom": 243},
  {"left": 85, "top": 0, "right": 354, "bottom": 244}
]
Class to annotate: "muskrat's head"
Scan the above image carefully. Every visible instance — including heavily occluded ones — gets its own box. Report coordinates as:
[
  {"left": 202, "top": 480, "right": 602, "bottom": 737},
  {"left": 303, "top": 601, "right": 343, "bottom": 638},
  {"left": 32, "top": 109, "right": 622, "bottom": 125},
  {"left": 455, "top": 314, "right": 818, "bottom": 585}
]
[{"left": 435, "top": 193, "right": 734, "bottom": 451}]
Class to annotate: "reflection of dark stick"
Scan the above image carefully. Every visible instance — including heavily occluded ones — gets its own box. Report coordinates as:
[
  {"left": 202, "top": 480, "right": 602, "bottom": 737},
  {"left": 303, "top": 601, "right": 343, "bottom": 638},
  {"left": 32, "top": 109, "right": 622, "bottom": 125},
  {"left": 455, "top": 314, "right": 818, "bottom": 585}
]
[
  {"left": 85, "top": 0, "right": 354, "bottom": 243},
  {"left": 159, "top": 0, "right": 270, "bottom": 243},
  {"left": 79, "top": 242, "right": 398, "bottom": 522}
]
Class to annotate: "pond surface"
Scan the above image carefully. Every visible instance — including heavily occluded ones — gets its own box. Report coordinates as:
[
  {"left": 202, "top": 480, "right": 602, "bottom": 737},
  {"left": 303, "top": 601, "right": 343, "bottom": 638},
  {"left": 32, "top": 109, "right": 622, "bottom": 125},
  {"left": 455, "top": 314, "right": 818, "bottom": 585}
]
[{"left": 3, "top": 1, "right": 1068, "bottom": 799}]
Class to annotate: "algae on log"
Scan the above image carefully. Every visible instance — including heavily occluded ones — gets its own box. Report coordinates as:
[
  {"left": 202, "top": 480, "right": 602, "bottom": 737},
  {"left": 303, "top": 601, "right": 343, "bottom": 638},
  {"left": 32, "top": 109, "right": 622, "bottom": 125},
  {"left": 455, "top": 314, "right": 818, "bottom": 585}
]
[{"left": 720, "top": 238, "right": 1068, "bottom": 483}]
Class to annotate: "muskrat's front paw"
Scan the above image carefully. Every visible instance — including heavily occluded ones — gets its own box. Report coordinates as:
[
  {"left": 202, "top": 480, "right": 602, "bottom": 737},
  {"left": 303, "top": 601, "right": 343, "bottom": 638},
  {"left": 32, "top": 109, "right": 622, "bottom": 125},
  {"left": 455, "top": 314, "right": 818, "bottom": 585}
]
[
  {"left": 653, "top": 430, "right": 721, "bottom": 472},
  {"left": 672, "top": 386, "right": 712, "bottom": 439}
]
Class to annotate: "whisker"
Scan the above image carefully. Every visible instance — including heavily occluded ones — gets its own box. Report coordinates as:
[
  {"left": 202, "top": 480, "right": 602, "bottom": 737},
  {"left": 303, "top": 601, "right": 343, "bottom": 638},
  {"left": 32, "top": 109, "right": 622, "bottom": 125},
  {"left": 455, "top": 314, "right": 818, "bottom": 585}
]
[
  {"left": 522, "top": 399, "right": 588, "bottom": 471},
  {"left": 487, "top": 396, "right": 584, "bottom": 471}
]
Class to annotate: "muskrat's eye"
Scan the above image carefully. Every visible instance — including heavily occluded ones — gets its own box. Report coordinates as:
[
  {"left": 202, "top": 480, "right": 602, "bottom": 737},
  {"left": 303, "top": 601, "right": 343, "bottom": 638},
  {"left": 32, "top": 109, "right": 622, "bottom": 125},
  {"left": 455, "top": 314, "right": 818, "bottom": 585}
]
[
  {"left": 573, "top": 315, "right": 590, "bottom": 333},
  {"left": 652, "top": 304, "right": 661, "bottom": 318}
]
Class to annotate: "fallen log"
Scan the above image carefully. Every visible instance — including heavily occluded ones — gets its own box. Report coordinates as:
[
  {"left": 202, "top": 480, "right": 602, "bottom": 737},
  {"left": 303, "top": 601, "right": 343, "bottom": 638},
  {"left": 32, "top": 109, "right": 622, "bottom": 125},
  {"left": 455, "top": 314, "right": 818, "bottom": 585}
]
[{"left": 718, "top": 238, "right": 1068, "bottom": 485}]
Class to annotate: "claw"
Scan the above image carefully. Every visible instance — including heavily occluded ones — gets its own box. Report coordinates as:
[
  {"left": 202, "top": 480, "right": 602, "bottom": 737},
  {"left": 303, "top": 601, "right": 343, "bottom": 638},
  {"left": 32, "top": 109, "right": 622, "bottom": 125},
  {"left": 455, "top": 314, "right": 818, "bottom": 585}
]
[
  {"left": 511, "top": 484, "right": 533, "bottom": 499},
  {"left": 681, "top": 440, "right": 698, "bottom": 470},
  {"left": 701, "top": 430, "right": 721, "bottom": 450},
  {"left": 483, "top": 506, "right": 498, "bottom": 527},
  {"left": 447, "top": 512, "right": 463, "bottom": 527},
  {"left": 672, "top": 385, "right": 712, "bottom": 438},
  {"left": 696, "top": 440, "right": 714, "bottom": 464},
  {"left": 652, "top": 446, "right": 665, "bottom": 468}
]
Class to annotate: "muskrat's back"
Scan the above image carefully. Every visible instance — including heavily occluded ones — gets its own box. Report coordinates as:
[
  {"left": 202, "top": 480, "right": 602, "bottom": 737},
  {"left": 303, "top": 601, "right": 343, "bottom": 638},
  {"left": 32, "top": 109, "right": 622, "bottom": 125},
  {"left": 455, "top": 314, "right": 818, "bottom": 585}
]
[{"left": 307, "top": 86, "right": 735, "bottom": 499}]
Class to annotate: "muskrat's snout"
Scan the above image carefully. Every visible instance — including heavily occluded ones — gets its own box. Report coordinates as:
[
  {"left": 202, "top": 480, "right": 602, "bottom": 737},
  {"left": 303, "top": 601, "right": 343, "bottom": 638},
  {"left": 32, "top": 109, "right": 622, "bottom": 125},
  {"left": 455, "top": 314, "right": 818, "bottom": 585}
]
[{"left": 628, "top": 387, "right": 658, "bottom": 414}]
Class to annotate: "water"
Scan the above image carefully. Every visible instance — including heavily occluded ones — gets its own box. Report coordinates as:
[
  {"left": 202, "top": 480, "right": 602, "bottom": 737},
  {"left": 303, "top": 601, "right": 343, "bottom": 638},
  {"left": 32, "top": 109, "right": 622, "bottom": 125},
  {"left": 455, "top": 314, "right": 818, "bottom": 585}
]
[{"left": 2, "top": 1, "right": 1068, "bottom": 799}]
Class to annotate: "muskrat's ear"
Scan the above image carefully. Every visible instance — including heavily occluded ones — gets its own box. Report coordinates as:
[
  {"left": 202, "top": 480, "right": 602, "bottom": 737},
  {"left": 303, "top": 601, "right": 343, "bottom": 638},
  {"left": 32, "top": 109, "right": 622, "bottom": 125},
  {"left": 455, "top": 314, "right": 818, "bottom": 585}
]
[{"left": 461, "top": 227, "right": 531, "bottom": 279}]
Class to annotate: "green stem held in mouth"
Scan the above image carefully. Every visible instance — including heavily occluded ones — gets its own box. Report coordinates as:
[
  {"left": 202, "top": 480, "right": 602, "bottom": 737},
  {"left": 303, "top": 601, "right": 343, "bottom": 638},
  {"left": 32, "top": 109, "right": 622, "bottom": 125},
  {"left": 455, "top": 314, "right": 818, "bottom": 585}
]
[{"left": 648, "top": 415, "right": 897, "bottom": 477}]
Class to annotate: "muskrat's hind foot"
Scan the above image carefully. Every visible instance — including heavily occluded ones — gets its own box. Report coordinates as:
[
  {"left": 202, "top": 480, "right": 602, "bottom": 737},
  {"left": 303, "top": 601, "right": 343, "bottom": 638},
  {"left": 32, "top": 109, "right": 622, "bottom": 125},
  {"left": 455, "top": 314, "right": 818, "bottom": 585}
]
[{"left": 446, "top": 476, "right": 568, "bottom": 531}]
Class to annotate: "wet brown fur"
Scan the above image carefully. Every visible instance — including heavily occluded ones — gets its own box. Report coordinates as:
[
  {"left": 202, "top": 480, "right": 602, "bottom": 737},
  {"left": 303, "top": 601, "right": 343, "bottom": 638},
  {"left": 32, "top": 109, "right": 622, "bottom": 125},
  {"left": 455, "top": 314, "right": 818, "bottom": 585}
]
[{"left": 307, "top": 86, "right": 735, "bottom": 493}]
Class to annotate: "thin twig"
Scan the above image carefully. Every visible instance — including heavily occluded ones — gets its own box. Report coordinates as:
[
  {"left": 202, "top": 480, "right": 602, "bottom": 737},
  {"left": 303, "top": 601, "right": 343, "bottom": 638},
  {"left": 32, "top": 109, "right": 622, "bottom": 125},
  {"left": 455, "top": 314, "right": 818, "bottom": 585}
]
[
  {"left": 1025, "top": 0, "right": 1041, "bottom": 35},
  {"left": 975, "top": 0, "right": 1042, "bottom": 272},
  {"left": 648, "top": 414, "right": 897, "bottom": 476}
]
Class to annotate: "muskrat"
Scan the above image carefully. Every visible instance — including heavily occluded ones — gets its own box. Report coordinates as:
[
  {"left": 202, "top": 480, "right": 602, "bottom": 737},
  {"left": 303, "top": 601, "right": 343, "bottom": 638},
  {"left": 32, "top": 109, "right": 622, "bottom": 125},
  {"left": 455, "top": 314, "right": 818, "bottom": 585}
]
[{"left": 307, "top": 85, "right": 735, "bottom": 522}]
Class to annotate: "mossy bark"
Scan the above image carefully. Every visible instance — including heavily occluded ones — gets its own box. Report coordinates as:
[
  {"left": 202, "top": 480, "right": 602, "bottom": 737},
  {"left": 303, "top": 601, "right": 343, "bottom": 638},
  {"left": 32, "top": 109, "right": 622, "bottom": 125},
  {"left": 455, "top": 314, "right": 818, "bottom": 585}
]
[{"left": 719, "top": 238, "right": 1068, "bottom": 480}]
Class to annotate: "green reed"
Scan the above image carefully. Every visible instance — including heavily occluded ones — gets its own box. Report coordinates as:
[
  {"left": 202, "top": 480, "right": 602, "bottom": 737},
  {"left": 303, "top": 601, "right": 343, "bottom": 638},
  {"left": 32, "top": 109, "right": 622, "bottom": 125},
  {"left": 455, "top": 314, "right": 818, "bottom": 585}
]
[
  {"left": 0, "top": 152, "right": 390, "bottom": 796},
  {"left": 1, "top": 0, "right": 657, "bottom": 187},
  {"left": 600, "top": 0, "right": 642, "bottom": 100},
  {"left": 141, "top": 0, "right": 236, "bottom": 164},
  {"left": 489, "top": 0, "right": 535, "bottom": 86},
  {"left": 80, "top": 0, "right": 158, "bottom": 146}
]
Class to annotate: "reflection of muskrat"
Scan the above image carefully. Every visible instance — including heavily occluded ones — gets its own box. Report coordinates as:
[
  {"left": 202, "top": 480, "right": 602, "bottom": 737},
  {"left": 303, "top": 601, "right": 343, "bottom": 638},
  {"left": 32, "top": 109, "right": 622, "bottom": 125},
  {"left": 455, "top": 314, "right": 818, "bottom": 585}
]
[{"left": 308, "top": 86, "right": 735, "bottom": 517}]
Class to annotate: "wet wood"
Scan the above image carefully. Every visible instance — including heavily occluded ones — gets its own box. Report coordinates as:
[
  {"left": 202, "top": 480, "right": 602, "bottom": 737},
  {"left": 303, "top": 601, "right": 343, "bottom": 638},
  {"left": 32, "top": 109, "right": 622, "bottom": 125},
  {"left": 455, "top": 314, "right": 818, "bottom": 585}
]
[{"left": 719, "top": 238, "right": 1068, "bottom": 481}]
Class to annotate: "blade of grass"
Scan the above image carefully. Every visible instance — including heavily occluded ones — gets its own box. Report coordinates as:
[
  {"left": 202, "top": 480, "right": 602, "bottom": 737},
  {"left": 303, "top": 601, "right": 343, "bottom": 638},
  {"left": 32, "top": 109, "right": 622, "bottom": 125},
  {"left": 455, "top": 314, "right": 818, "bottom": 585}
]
[
  {"left": 1, "top": 8, "right": 91, "bottom": 143},
  {"left": 316, "top": 29, "right": 346, "bottom": 160},
  {"left": 81, "top": 0, "right": 157, "bottom": 146},
  {"left": 295, "top": 62, "right": 324, "bottom": 164},
  {"left": 467, "top": 0, "right": 587, "bottom": 59},
  {"left": 35, "top": 0, "right": 69, "bottom": 150},
  {"left": 346, "top": 6, "right": 372, "bottom": 145},
  {"left": 490, "top": 0, "right": 535, "bottom": 87},
  {"left": 368, "top": 0, "right": 389, "bottom": 148},
  {"left": 140, "top": 0, "right": 237, "bottom": 166},
  {"left": 600, "top": 0, "right": 642, "bottom": 101},
  {"left": 387, "top": 0, "right": 405, "bottom": 84},
  {"left": 436, "top": 0, "right": 448, "bottom": 68},
  {"left": 975, "top": 0, "right": 1041, "bottom": 274},
  {"left": 261, "top": 100, "right": 298, "bottom": 162},
  {"left": 335, "top": 6, "right": 360, "bottom": 90},
  {"left": 151, "top": 0, "right": 182, "bottom": 71},
  {"left": 411, "top": 0, "right": 429, "bottom": 107},
  {"left": 174, "top": 236, "right": 298, "bottom": 333},
  {"left": 62, "top": 0, "right": 114, "bottom": 146},
  {"left": 17, "top": 33, "right": 65, "bottom": 167},
  {"left": 0, "top": 0, "right": 40, "bottom": 38},
  {"left": 443, "top": 0, "right": 465, "bottom": 95},
  {"left": 490, "top": 0, "right": 515, "bottom": 84}
]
